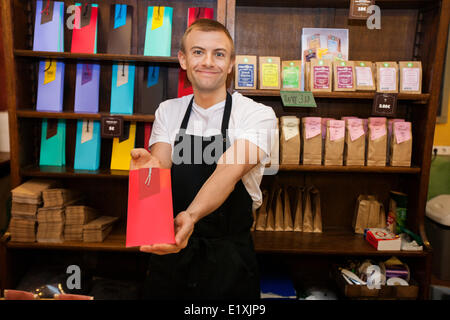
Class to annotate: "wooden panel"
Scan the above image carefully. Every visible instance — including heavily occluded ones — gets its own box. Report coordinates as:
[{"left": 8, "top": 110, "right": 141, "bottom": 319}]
[{"left": 235, "top": 0, "right": 438, "bottom": 9}]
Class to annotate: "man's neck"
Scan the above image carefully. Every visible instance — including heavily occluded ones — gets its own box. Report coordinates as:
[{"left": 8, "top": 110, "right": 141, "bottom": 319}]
[{"left": 193, "top": 87, "right": 227, "bottom": 109}]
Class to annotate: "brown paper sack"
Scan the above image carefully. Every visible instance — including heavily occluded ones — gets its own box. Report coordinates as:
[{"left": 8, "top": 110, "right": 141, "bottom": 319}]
[
  {"left": 280, "top": 116, "right": 300, "bottom": 164},
  {"left": 345, "top": 119, "right": 365, "bottom": 166},
  {"left": 324, "top": 120, "right": 345, "bottom": 166},
  {"left": 302, "top": 117, "right": 322, "bottom": 165},
  {"left": 256, "top": 190, "right": 269, "bottom": 231},
  {"left": 367, "top": 118, "right": 387, "bottom": 166},
  {"left": 265, "top": 188, "right": 276, "bottom": 231},
  {"left": 303, "top": 188, "right": 314, "bottom": 232},
  {"left": 333, "top": 60, "right": 356, "bottom": 92},
  {"left": 376, "top": 62, "right": 398, "bottom": 93},
  {"left": 274, "top": 187, "right": 284, "bottom": 231},
  {"left": 235, "top": 55, "right": 257, "bottom": 90},
  {"left": 293, "top": 188, "right": 304, "bottom": 232},
  {"left": 367, "top": 197, "right": 381, "bottom": 228},
  {"left": 310, "top": 188, "right": 323, "bottom": 233},
  {"left": 390, "top": 121, "right": 412, "bottom": 167},
  {"left": 354, "top": 61, "right": 376, "bottom": 91},
  {"left": 353, "top": 195, "right": 371, "bottom": 234},
  {"left": 283, "top": 187, "right": 294, "bottom": 231},
  {"left": 399, "top": 61, "right": 422, "bottom": 94},
  {"left": 310, "top": 59, "right": 332, "bottom": 93},
  {"left": 379, "top": 204, "right": 386, "bottom": 229},
  {"left": 267, "top": 120, "right": 280, "bottom": 168}
]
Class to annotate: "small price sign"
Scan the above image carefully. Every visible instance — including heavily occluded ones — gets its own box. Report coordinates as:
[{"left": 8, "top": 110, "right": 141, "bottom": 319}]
[
  {"left": 349, "top": 0, "right": 375, "bottom": 20},
  {"left": 101, "top": 116, "right": 123, "bottom": 138},
  {"left": 280, "top": 91, "right": 317, "bottom": 108},
  {"left": 372, "top": 93, "right": 398, "bottom": 116}
]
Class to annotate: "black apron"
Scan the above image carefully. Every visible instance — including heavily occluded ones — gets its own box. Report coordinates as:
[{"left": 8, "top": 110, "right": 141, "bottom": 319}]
[{"left": 143, "top": 93, "right": 260, "bottom": 300}]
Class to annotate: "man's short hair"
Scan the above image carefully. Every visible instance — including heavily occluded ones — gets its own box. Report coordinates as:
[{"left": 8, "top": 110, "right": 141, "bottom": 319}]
[{"left": 180, "top": 19, "right": 235, "bottom": 59}]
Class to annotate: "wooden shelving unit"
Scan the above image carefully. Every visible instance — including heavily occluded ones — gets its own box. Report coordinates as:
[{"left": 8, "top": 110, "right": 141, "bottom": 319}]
[{"left": 0, "top": 0, "right": 449, "bottom": 299}]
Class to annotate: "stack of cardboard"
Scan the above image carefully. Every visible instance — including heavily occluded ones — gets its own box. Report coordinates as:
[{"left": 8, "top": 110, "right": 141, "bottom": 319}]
[
  {"left": 83, "top": 216, "right": 118, "bottom": 242},
  {"left": 65, "top": 206, "right": 98, "bottom": 241},
  {"left": 36, "top": 189, "right": 81, "bottom": 243},
  {"left": 9, "top": 179, "right": 58, "bottom": 242}
]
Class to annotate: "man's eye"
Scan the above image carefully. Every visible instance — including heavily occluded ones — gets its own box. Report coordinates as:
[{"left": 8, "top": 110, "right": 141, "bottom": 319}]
[
  {"left": 193, "top": 50, "right": 203, "bottom": 55},
  {"left": 216, "top": 52, "right": 225, "bottom": 57}
]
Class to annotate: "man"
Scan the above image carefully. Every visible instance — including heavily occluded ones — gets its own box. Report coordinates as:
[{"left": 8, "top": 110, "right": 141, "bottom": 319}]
[{"left": 130, "top": 19, "right": 276, "bottom": 299}]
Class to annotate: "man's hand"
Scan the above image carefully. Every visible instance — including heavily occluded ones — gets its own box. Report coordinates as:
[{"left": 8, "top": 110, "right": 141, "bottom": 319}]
[
  {"left": 139, "top": 211, "right": 195, "bottom": 255},
  {"left": 130, "top": 148, "right": 161, "bottom": 170}
]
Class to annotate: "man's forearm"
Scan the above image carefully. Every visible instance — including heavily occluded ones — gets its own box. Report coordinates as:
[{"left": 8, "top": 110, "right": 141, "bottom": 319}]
[{"left": 185, "top": 163, "right": 254, "bottom": 223}]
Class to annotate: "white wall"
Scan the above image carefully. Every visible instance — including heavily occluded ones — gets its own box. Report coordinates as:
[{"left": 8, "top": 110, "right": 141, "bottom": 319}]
[{"left": 0, "top": 112, "right": 9, "bottom": 152}]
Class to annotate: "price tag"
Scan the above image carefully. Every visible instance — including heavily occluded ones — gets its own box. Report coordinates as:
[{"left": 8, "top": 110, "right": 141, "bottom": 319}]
[
  {"left": 372, "top": 93, "right": 397, "bottom": 116},
  {"left": 101, "top": 116, "right": 123, "bottom": 138},
  {"left": 280, "top": 91, "right": 317, "bottom": 108},
  {"left": 349, "top": 0, "right": 375, "bottom": 20}
]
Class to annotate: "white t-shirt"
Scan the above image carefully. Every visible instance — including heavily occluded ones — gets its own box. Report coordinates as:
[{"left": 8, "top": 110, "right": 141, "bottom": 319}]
[{"left": 149, "top": 91, "right": 277, "bottom": 211}]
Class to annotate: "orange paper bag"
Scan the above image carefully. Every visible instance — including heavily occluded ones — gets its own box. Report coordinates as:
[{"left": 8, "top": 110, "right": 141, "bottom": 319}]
[{"left": 126, "top": 167, "right": 175, "bottom": 247}]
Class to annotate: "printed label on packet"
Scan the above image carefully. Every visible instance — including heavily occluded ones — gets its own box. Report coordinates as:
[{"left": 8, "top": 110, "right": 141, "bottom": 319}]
[
  {"left": 394, "top": 122, "right": 412, "bottom": 144},
  {"left": 237, "top": 64, "right": 255, "bottom": 88},
  {"left": 347, "top": 119, "right": 365, "bottom": 141},
  {"left": 380, "top": 67, "right": 396, "bottom": 91},
  {"left": 337, "top": 66, "right": 353, "bottom": 88},
  {"left": 305, "top": 118, "right": 322, "bottom": 139},
  {"left": 328, "top": 120, "right": 345, "bottom": 141},
  {"left": 313, "top": 66, "right": 330, "bottom": 89},
  {"left": 370, "top": 124, "right": 387, "bottom": 141},
  {"left": 262, "top": 63, "right": 279, "bottom": 87},
  {"left": 355, "top": 66, "right": 373, "bottom": 86},
  {"left": 283, "top": 119, "right": 300, "bottom": 141},
  {"left": 402, "top": 68, "right": 420, "bottom": 91}
]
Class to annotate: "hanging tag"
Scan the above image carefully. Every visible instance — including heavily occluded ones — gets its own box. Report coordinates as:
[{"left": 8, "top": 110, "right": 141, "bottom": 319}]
[
  {"left": 372, "top": 93, "right": 398, "bottom": 116},
  {"left": 81, "top": 63, "right": 93, "bottom": 85},
  {"left": 119, "top": 121, "right": 130, "bottom": 143},
  {"left": 117, "top": 63, "right": 129, "bottom": 87},
  {"left": 81, "top": 120, "right": 94, "bottom": 144},
  {"left": 80, "top": 3, "right": 92, "bottom": 29},
  {"left": 139, "top": 167, "right": 160, "bottom": 200},
  {"left": 46, "top": 119, "right": 58, "bottom": 139},
  {"left": 147, "top": 66, "right": 160, "bottom": 87},
  {"left": 40, "top": 0, "right": 55, "bottom": 24},
  {"left": 114, "top": 4, "right": 127, "bottom": 29},
  {"left": 151, "top": 7, "right": 165, "bottom": 30},
  {"left": 101, "top": 116, "right": 123, "bottom": 138},
  {"left": 43, "top": 60, "right": 57, "bottom": 85}
]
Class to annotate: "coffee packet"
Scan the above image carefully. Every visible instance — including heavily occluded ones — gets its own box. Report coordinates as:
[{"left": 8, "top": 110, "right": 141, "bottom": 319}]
[
  {"left": 333, "top": 60, "right": 356, "bottom": 91},
  {"left": 259, "top": 56, "right": 281, "bottom": 89},
  {"left": 302, "top": 117, "right": 322, "bottom": 165},
  {"left": 324, "top": 120, "right": 345, "bottom": 165},
  {"left": 399, "top": 61, "right": 422, "bottom": 94},
  {"left": 355, "top": 61, "right": 376, "bottom": 91},
  {"left": 367, "top": 117, "right": 387, "bottom": 166},
  {"left": 310, "top": 59, "right": 332, "bottom": 92},
  {"left": 345, "top": 118, "right": 365, "bottom": 166},
  {"left": 280, "top": 116, "right": 300, "bottom": 164},
  {"left": 235, "top": 55, "right": 257, "bottom": 90},
  {"left": 390, "top": 121, "right": 412, "bottom": 167},
  {"left": 376, "top": 62, "right": 398, "bottom": 93}
]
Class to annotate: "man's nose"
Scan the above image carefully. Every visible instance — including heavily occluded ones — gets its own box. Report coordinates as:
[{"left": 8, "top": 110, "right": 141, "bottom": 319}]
[{"left": 201, "top": 52, "right": 214, "bottom": 67}]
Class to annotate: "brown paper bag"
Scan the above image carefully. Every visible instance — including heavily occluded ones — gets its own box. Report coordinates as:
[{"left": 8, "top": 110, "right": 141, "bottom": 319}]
[
  {"left": 293, "top": 188, "right": 304, "bottom": 232},
  {"left": 280, "top": 116, "right": 300, "bottom": 164},
  {"left": 376, "top": 62, "right": 398, "bottom": 93},
  {"left": 310, "top": 188, "right": 323, "bottom": 233},
  {"left": 324, "top": 120, "right": 345, "bottom": 165},
  {"left": 267, "top": 120, "right": 280, "bottom": 168},
  {"left": 379, "top": 204, "right": 386, "bottom": 229},
  {"left": 274, "top": 187, "right": 284, "bottom": 231},
  {"left": 333, "top": 60, "right": 356, "bottom": 91},
  {"left": 259, "top": 56, "right": 281, "bottom": 89},
  {"left": 302, "top": 117, "right": 322, "bottom": 165},
  {"left": 367, "top": 117, "right": 387, "bottom": 166},
  {"left": 265, "top": 188, "right": 276, "bottom": 231},
  {"left": 399, "top": 61, "right": 422, "bottom": 94},
  {"left": 390, "top": 121, "right": 412, "bottom": 167},
  {"left": 353, "top": 195, "right": 371, "bottom": 234},
  {"left": 255, "top": 190, "right": 269, "bottom": 231},
  {"left": 355, "top": 61, "right": 376, "bottom": 91},
  {"left": 303, "top": 188, "right": 313, "bottom": 232},
  {"left": 235, "top": 55, "right": 257, "bottom": 90},
  {"left": 367, "top": 197, "right": 381, "bottom": 228},
  {"left": 283, "top": 187, "right": 294, "bottom": 231},
  {"left": 310, "top": 59, "right": 332, "bottom": 93},
  {"left": 282, "top": 60, "right": 302, "bottom": 91},
  {"left": 345, "top": 118, "right": 365, "bottom": 166}
]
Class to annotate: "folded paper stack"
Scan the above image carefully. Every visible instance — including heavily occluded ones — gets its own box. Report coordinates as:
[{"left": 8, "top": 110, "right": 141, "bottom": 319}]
[
  {"left": 83, "top": 216, "right": 118, "bottom": 242},
  {"left": 42, "top": 189, "right": 81, "bottom": 208},
  {"left": 65, "top": 206, "right": 98, "bottom": 241},
  {"left": 10, "top": 179, "right": 58, "bottom": 242}
]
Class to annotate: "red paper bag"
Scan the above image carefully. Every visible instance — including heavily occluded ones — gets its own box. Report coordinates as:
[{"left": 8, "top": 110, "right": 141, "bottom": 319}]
[
  {"left": 177, "top": 69, "right": 194, "bottom": 98},
  {"left": 144, "top": 123, "right": 152, "bottom": 151},
  {"left": 126, "top": 168, "right": 175, "bottom": 247},
  {"left": 71, "top": 4, "right": 98, "bottom": 53}
]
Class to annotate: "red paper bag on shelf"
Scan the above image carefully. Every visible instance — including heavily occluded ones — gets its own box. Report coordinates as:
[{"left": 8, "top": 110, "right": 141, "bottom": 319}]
[
  {"left": 126, "top": 168, "right": 175, "bottom": 247},
  {"left": 177, "top": 69, "right": 194, "bottom": 97},
  {"left": 144, "top": 123, "right": 153, "bottom": 151}
]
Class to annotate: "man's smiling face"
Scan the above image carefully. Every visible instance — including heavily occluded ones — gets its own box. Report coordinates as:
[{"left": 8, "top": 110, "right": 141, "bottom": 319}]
[{"left": 178, "top": 29, "right": 234, "bottom": 93}]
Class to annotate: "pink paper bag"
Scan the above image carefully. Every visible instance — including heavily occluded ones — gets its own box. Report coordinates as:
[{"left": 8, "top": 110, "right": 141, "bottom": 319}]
[{"left": 126, "top": 168, "right": 175, "bottom": 247}]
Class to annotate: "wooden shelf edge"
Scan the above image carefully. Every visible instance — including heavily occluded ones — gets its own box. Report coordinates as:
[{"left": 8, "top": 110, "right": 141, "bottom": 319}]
[
  {"left": 235, "top": 0, "right": 438, "bottom": 9},
  {"left": 21, "top": 166, "right": 130, "bottom": 179},
  {"left": 14, "top": 50, "right": 180, "bottom": 64},
  {"left": 16, "top": 110, "right": 155, "bottom": 122},
  {"left": 276, "top": 164, "right": 421, "bottom": 174},
  {"left": 236, "top": 89, "right": 430, "bottom": 103}
]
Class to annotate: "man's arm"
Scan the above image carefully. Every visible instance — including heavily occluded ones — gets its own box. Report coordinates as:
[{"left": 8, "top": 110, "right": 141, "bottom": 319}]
[
  {"left": 130, "top": 142, "right": 172, "bottom": 170},
  {"left": 140, "top": 139, "right": 265, "bottom": 255}
]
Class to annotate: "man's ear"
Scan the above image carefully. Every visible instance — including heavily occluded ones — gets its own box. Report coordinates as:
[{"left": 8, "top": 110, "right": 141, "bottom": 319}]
[
  {"left": 178, "top": 50, "right": 187, "bottom": 71},
  {"left": 227, "top": 56, "right": 235, "bottom": 74}
]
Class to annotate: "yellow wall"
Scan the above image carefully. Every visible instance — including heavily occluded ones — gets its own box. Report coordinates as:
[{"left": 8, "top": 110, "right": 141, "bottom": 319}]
[{"left": 434, "top": 98, "right": 450, "bottom": 146}]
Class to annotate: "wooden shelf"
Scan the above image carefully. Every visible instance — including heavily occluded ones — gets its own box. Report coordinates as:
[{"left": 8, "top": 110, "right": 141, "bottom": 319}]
[
  {"left": 4, "top": 230, "right": 428, "bottom": 257},
  {"left": 277, "top": 164, "right": 421, "bottom": 174},
  {"left": 251, "top": 230, "right": 428, "bottom": 257},
  {"left": 16, "top": 110, "right": 154, "bottom": 122},
  {"left": 14, "top": 50, "right": 180, "bottom": 65},
  {"left": 235, "top": 0, "right": 438, "bottom": 9},
  {"left": 237, "top": 89, "right": 430, "bottom": 104},
  {"left": 21, "top": 166, "right": 130, "bottom": 179}
]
